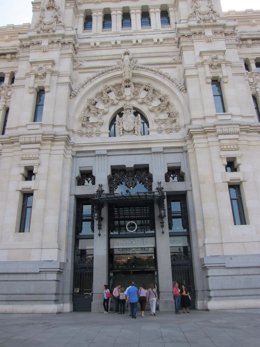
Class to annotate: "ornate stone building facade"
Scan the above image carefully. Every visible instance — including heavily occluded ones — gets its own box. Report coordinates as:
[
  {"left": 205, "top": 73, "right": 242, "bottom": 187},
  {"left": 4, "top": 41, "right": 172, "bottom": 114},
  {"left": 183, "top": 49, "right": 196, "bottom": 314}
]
[{"left": 0, "top": 0, "right": 260, "bottom": 313}]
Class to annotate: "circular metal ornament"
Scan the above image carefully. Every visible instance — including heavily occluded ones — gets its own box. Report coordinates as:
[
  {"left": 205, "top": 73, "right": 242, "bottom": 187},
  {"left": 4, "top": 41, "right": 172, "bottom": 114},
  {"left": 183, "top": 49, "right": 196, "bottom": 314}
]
[{"left": 126, "top": 221, "right": 137, "bottom": 233}]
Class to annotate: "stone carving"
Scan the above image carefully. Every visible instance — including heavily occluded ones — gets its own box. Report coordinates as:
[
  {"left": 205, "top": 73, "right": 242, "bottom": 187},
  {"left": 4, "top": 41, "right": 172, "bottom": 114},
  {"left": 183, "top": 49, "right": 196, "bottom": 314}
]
[
  {"left": 116, "top": 104, "right": 141, "bottom": 136},
  {"left": 0, "top": 85, "right": 12, "bottom": 106},
  {"left": 36, "top": 0, "right": 63, "bottom": 33},
  {"left": 189, "top": 0, "right": 220, "bottom": 23},
  {"left": 71, "top": 59, "right": 185, "bottom": 98},
  {"left": 80, "top": 81, "right": 179, "bottom": 136},
  {"left": 29, "top": 62, "right": 54, "bottom": 93},
  {"left": 120, "top": 50, "right": 137, "bottom": 83}
]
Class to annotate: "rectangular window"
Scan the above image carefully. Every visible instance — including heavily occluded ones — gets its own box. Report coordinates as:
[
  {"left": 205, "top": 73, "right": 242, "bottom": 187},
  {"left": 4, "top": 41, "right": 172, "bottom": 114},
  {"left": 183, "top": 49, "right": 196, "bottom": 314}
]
[
  {"left": 80, "top": 204, "right": 94, "bottom": 235},
  {"left": 122, "top": 12, "right": 131, "bottom": 29},
  {"left": 0, "top": 75, "right": 5, "bottom": 85},
  {"left": 103, "top": 13, "right": 112, "bottom": 30},
  {"left": 84, "top": 15, "right": 92, "bottom": 31},
  {"left": 161, "top": 10, "right": 170, "bottom": 27},
  {"left": 1, "top": 108, "right": 9, "bottom": 135},
  {"left": 252, "top": 95, "right": 260, "bottom": 121},
  {"left": 33, "top": 89, "right": 45, "bottom": 122},
  {"left": 228, "top": 185, "right": 246, "bottom": 225},
  {"left": 168, "top": 196, "right": 188, "bottom": 233},
  {"left": 255, "top": 60, "right": 260, "bottom": 71},
  {"left": 211, "top": 80, "right": 225, "bottom": 113},
  {"left": 141, "top": 11, "right": 151, "bottom": 28},
  {"left": 19, "top": 193, "right": 33, "bottom": 233}
]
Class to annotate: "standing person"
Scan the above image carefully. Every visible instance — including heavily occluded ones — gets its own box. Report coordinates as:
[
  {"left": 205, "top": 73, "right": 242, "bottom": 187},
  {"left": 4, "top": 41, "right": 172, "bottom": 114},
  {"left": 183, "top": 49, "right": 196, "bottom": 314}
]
[
  {"left": 138, "top": 284, "right": 147, "bottom": 317},
  {"left": 180, "top": 283, "right": 191, "bottom": 313},
  {"left": 172, "top": 282, "right": 181, "bottom": 314},
  {"left": 118, "top": 286, "right": 126, "bottom": 314},
  {"left": 147, "top": 284, "right": 158, "bottom": 316},
  {"left": 126, "top": 281, "right": 139, "bottom": 319},
  {"left": 103, "top": 284, "right": 111, "bottom": 313},
  {"left": 112, "top": 284, "right": 121, "bottom": 313}
]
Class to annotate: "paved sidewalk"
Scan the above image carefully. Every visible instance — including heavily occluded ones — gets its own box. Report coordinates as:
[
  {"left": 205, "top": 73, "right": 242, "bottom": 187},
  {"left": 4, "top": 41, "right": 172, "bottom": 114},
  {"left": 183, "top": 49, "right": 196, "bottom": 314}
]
[{"left": 0, "top": 309, "right": 259, "bottom": 347}]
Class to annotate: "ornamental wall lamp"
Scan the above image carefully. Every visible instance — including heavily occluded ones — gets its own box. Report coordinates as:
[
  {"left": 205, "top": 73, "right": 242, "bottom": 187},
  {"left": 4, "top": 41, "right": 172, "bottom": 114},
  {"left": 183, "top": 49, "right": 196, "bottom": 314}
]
[
  {"left": 94, "top": 184, "right": 104, "bottom": 236},
  {"left": 156, "top": 181, "right": 166, "bottom": 234}
]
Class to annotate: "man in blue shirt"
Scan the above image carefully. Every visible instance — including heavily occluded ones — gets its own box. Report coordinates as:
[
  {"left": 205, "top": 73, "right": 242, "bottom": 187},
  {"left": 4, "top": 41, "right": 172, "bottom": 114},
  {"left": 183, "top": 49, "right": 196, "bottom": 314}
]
[{"left": 126, "top": 282, "right": 139, "bottom": 318}]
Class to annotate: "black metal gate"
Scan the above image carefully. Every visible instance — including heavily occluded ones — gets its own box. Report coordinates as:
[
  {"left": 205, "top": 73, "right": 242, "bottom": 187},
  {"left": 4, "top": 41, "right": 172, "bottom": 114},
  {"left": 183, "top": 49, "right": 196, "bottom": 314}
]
[
  {"left": 171, "top": 253, "right": 195, "bottom": 307},
  {"left": 73, "top": 252, "right": 93, "bottom": 312}
]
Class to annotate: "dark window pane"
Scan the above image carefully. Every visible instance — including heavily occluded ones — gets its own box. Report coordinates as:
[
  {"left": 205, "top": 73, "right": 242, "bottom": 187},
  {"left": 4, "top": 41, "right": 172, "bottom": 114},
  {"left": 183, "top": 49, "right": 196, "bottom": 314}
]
[
  {"left": 228, "top": 185, "right": 246, "bottom": 225},
  {"left": 252, "top": 95, "right": 260, "bottom": 121},
  {"left": 161, "top": 11, "right": 170, "bottom": 26},
  {"left": 103, "top": 14, "right": 112, "bottom": 30},
  {"left": 0, "top": 76, "right": 4, "bottom": 85},
  {"left": 2, "top": 108, "right": 9, "bottom": 135},
  {"left": 84, "top": 15, "right": 92, "bottom": 30},
  {"left": 34, "top": 90, "right": 45, "bottom": 122},
  {"left": 19, "top": 194, "right": 33, "bottom": 233},
  {"left": 122, "top": 13, "right": 131, "bottom": 28},
  {"left": 211, "top": 80, "right": 225, "bottom": 113},
  {"left": 256, "top": 61, "right": 260, "bottom": 71},
  {"left": 141, "top": 11, "right": 151, "bottom": 27},
  {"left": 168, "top": 197, "right": 188, "bottom": 233}
]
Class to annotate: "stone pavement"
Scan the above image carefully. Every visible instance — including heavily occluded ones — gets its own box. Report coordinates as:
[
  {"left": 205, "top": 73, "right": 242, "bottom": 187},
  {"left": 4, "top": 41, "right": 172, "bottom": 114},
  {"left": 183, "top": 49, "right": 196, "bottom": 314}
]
[{"left": 0, "top": 309, "right": 259, "bottom": 347}]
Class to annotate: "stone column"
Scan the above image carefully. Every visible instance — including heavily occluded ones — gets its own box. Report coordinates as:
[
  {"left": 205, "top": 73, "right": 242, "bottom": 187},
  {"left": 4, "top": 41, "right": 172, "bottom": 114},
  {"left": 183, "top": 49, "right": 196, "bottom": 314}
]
[
  {"left": 249, "top": 59, "right": 256, "bottom": 71},
  {"left": 116, "top": 9, "right": 122, "bottom": 32},
  {"left": 78, "top": 12, "right": 84, "bottom": 33},
  {"left": 111, "top": 9, "right": 117, "bottom": 32},
  {"left": 96, "top": 10, "right": 103, "bottom": 33},
  {"left": 92, "top": 11, "right": 98, "bottom": 33},
  {"left": 150, "top": 8, "right": 157, "bottom": 29},
  {"left": 168, "top": 7, "right": 176, "bottom": 29},
  {"left": 155, "top": 7, "right": 161, "bottom": 29},
  {"left": 151, "top": 148, "right": 174, "bottom": 312},
  {"left": 130, "top": 9, "right": 137, "bottom": 30},
  {"left": 91, "top": 150, "right": 109, "bottom": 312},
  {"left": 135, "top": 9, "right": 141, "bottom": 30}
]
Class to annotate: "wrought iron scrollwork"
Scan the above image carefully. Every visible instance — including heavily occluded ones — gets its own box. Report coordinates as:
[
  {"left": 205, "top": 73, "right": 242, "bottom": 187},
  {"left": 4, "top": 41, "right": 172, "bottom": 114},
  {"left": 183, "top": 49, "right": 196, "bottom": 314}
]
[
  {"left": 156, "top": 182, "right": 166, "bottom": 234},
  {"left": 108, "top": 167, "right": 153, "bottom": 193},
  {"left": 165, "top": 168, "right": 184, "bottom": 182},
  {"left": 94, "top": 184, "right": 104, "bottom": 236},
  {"left": 76, "top": 171, "right": 96, "bottom": 186}
]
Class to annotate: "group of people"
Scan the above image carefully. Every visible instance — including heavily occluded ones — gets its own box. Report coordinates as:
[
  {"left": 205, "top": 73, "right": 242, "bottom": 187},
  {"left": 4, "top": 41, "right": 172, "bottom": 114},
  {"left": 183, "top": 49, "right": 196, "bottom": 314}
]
[
  {"left": 103, "top": 281, "right": 191, "bottom": 317},
  {"left": 103, "top": 282, "right": 158, "bottom": 318},
  {"left": 172, "top": 282, "right": 191, "bottom": 313}
]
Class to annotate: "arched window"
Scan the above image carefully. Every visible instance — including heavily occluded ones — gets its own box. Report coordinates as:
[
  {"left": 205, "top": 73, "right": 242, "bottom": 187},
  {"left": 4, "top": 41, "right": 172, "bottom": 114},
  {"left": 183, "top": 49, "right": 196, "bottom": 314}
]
[
  {"left": 141, "top": 8, "right": 151, "bottom": 28},
  {"left": 122, "top": 11, "right": 131, "bottom": 29},
  {"left": 84, "top": 13, "right": 92, "bottom": 31},
  {"left": 161, "top": 10, "right": 170, "bottom": 27},
  {"left": 109, "top": 107, "right": 149, "bottom": 137},
  {"left": 103, "top": 10, "right": 112, "bottom": 30}
]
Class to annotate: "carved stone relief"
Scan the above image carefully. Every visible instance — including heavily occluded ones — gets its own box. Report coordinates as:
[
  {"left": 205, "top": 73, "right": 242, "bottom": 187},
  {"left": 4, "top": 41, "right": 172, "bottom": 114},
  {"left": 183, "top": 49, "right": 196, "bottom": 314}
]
[
  {"left": 0, "top": 85, "right": 12, "bottom": 108},
  {"left": 36, "top": 0, "right": 63, "bottom": 33},
  {"left": 29, "top": 61, "right": 55, "bottom": 93},
  {"left": 189, "top": 0, "right": 220, "bottom": 23},
  {"left": 116, "top": 104, "right": 141, "bottom": 136},
  {"left": 200, "top": 53, "right": 229, "bottom": 83},
  {"left": 80, "top": 80, "right": 179, "bottom": 136}
]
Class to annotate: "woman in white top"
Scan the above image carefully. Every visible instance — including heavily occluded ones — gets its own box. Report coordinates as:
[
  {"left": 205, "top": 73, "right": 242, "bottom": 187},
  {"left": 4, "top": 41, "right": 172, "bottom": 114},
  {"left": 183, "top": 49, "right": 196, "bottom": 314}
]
[{"left": 147, "top": 285, "right": 158, "bottom": 316}]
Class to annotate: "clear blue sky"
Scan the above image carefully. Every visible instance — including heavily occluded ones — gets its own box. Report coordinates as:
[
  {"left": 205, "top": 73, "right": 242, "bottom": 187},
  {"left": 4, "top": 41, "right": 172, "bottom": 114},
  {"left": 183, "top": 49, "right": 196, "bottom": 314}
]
[{"left": 0, "top": 0, "right": 259, "bottom": 27}]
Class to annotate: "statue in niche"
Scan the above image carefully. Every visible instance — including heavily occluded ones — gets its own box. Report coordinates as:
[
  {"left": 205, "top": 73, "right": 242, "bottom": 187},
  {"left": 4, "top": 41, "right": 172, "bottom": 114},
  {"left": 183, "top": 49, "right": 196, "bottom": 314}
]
[
  {"left": 120, "top": 50, "right": 136, "bottom": 83},
  {"left": 116, "top": 104, "right": 141, "bottom": 136}
]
